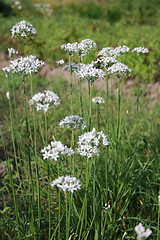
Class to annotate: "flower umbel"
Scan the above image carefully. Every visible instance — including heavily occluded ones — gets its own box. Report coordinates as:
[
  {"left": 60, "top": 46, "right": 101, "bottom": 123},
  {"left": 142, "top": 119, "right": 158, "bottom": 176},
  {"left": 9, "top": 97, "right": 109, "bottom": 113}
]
[
  {"left": 76, "top": 63, "right": 106, "bottom": 83},
  {"left": 8, "top": 48, "right": 18, "bottom": 58},
  {"left": 92, "top": 97, "right": 105, "bottom": 104},
  {"left": 135, "top": 223, "right": 152, "bottom": 240},
  {"left": 59, "top": 115, "right": 87, "bottom": 130},
  {"left": 77, "top": 128, "right": 109, "bottom": 158},
  {"left": 41, "top": 141, "right": 74, "bottom": 161},
  {"left": 50, "top": 175, "right": 81, "bottom": 193},
  {"left": 56, "top": 59, "right": 65, "bottom": 67},
  {"left": 29, "top": 90, "right": 61, "bottom": 113},
  {"left": 11, "top": 20, "right": 36, "bottom": 39},
  {"left": 132, "top": 47, "right": 149, "bottom": 55},
  {"left": 2, "top": 55, "right": 45, "bottom": 77},
  {"left": 107, "top": 62, "right": 132, "bottom": 77}
]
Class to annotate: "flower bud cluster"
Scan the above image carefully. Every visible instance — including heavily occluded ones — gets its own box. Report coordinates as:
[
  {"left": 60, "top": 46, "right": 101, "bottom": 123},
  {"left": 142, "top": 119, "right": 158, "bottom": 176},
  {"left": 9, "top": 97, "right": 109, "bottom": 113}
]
[
  {"left": 59, "top": 115, "right": 87, "bottom": 130},
  {"left": 77, "top": 128, "right": 109, "bottom": 158},
  {"left": 11, "top": 20, "right": 36, "bottom": 39},
  {"left": 135, "top": 223, "right": 152, "bottom": 240},
  {"left": 132, "top": 47, "right": 149, "bottom": 55},
  {"left": 76, "top": 63, "right": 106, "bottom": 83},
  {"left": 50, "top": 175, "right": 81, "bottom": 193},
  {"left": 107, "top": 62, "right": 132, "bottom": 77},
  {"left": 2, "top": 55, "right": 45, "bottom": 77},
  {"left": 92, "top": 97, "right": 105, "bottom": 104},
  {"left": 41, "top": 141, "right": 74, "bottom": 161},
  {"left": 29, "top": 90, "right": 61, "bottom": 113},
  {"left": 8, "top": 48, "right": 18, "bottom": 58}
]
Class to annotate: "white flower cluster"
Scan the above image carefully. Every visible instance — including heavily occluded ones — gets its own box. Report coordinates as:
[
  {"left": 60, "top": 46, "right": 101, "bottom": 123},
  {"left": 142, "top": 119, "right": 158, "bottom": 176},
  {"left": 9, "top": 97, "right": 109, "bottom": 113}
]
[
  {"left": 59, "top": 115, "right": 87, "bottom": 130},
  {"left": 132, "top": 47, "right": 149, "bottom": 55},
  {"left": 92, "top": 97, "right": 105, "bottom": 104},
  {"left": 114, "top": 45, "right": 130, "bottom": 56},
  {"left": 61, "top": 42, "right": 78, "bottom": 56},
  {"left": 76, "top": 63, "right": 106, "bottom": 83},
  {"left": 135, "top": 223, "right": 152, "bottom": 240},
  {"left": 2, "top": 55, "right": 45, "bottom": 77},
  {"left": 77, "top": 128, "right": 109, "bottom": 158},
  {"left": 33, "top": 3, "right": 52, "bottom": 16},
  {"left": 29, "top": 90, "right": 61, "bottom": 113},
  {"left": 41, "top": 141, "right": 74, "bottom": 161},
  {"left": 98, "top": 45, "right": 129, "bottom": 58},
  {"left": 56, "top": 59, "right": 65, "bottom": 67},
  {"left": 50, "top": 175, "right": 81, "bottom": 193},
  {"left": 76, "top": 39, "right": 96, "bottom": 57},
  {"left": 11, "top": 20, "right": 36, "bottom": 39},
  {"left": 11, "top": 1, "right": 22, "bottom": 10},
  {"left": 2, "top": 55, "right": 45, "bottom": 75},
  {"left": 8, "top": 48, "right": 18, "bottom": 58},
  {"left": 107, "top": 62, "right": 132, "bottom": 77},
  {"left": 61, "top": 39, "right": 96, "bottom": 56},
  {"left": 95, "top": 56, "right": 118, "bottom": 68},
  {"left": 98, "top": 47, "right": 115, "bottom": 57},
  {"left": 103, "top": 203, "right": 111, "bottom": 212},
  {"left": 63, "top": 62, "right": 79, "bottom": 73}
]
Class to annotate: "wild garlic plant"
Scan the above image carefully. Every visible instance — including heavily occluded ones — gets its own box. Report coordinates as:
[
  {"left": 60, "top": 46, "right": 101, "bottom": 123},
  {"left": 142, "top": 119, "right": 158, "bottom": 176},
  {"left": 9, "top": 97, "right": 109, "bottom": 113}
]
[{"left": 2, "top": 19, "right": 156, "bottom": 240}]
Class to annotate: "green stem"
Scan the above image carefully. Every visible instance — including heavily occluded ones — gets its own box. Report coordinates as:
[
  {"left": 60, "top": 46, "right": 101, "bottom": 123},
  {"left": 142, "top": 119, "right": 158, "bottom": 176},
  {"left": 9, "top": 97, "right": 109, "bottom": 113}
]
[
  {"left": 45, "top": 114, "right": 48, "bottom": 146},
  {"left": 157, "top": 203, "right": 160, "bottom": 240},
  {"left": 66, "top": 192, "right": 68, "bottom": 240},
  {"left": 48, "top": 159, "right": 51, "bottom": 239},
  {"left": 58, "top": 162, "right": 61, "bottom": 240},
  {"left": 97, "top": 104, "right": 100, "bottom": 131},
  {"left": 105, "top": 73, "right": 109, "bottom": 132},
  {"left": 79, "top": 57, "right": 83, "bottom": 117},
  {"left": 88, "top": 83, "right": 92, "bottom": 131},
  {"left": 69, "top": 55, "right": 73, "bottom": 114},
  {"left": 30, "top": 73, "right": 41, "bottom": 230},
  {"left": 116, "top": 77, "right": 122, "bottom": 149},
  {"left": 22, "top": 76, "right": 36, "bottom": 224}
]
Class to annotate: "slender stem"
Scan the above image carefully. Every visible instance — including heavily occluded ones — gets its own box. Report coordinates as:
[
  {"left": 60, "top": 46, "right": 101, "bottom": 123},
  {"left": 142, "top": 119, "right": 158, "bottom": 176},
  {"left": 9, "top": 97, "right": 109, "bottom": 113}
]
[
  {"left": 6, "top": 75, "right": 21, "bottom": 188},
  {"left": 71, "top": 130, "right": 75, "bottom": 174},
  {"left": 58, "top": 162, "right": 61, "bottom": 240},
  {"left": 105, "top": 73, "right": 109, "bottom": 132},
  {"left": 69, "top": 55, "right": 73, "bottom": 114},
  {"left": 30, "top": 73, "right": 41, "bottom": 230},
  {"left": 48, "top": 159, "right": 51, "bottom": 239},
  {"left": 79, "top": 57, "right": 83, "bottom": 117},
  {"left": 66, "top": 192, "right": 68, "bottom": 240},
  {"left": 22, "top": 76, "right": 36, "bottom": 223},
  {"left": 88, "top": 83, "right": 92, "bottom": 131},
  {"left": 116, "top": 77, "right": 122, "bottom": 149},
  {"left": 157, "top": 204, "right": 160, "bottom": 240},
  {"left": 93, "top": 155, "right": 96, "bottom": 228},
  {"left": 97, "top": 104, "right": 100, "bottom": 131},
  {"left": 45, "top": 114, "right": 48, "bottom": 146}
]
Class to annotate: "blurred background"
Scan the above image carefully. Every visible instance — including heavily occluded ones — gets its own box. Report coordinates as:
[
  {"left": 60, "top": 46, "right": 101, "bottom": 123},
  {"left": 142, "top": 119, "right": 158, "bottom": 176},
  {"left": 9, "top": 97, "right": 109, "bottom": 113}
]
[{"left": 0, "top": 0, "right": 160, "bottom": 82}]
